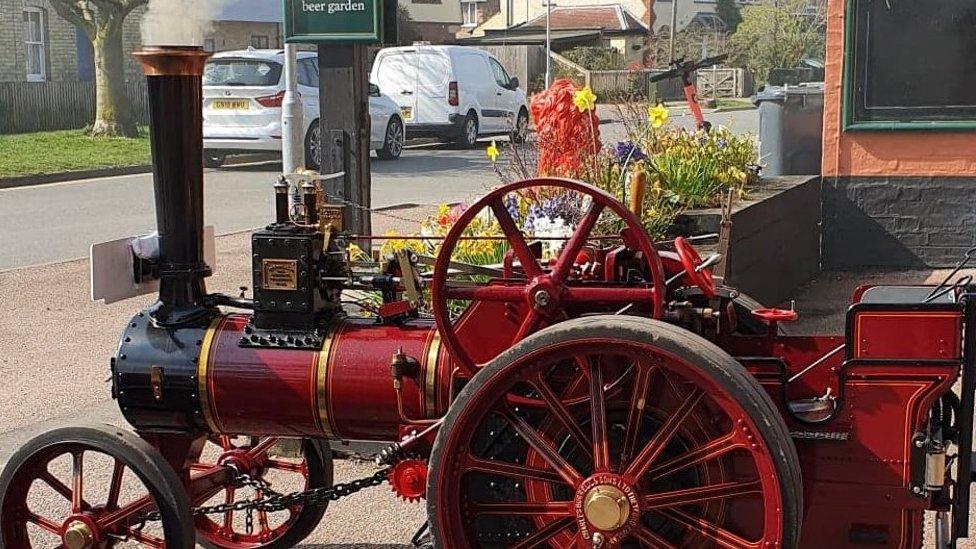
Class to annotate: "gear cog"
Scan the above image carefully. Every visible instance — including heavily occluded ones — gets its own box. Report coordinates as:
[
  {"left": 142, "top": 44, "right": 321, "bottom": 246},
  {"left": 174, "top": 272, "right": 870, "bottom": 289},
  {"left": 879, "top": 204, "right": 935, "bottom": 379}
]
[{"left": 388, "top": 459, "right": 428, "bottom": 502}]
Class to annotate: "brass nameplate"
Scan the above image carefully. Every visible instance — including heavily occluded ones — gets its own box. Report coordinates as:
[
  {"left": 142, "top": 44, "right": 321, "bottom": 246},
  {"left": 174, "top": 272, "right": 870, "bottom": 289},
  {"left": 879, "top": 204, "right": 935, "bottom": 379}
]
[
  {"left": 318, "top": 204, "right": 344, "bottom": 232},
  {"left": 262, "top": 259, "right": 298, "bottom": 290}
]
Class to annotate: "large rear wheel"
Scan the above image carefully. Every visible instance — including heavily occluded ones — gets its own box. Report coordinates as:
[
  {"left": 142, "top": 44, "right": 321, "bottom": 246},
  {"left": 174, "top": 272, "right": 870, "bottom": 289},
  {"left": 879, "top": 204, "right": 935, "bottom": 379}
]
[{"left": 427, "top": 315, "right": 802, "bottom": 548}]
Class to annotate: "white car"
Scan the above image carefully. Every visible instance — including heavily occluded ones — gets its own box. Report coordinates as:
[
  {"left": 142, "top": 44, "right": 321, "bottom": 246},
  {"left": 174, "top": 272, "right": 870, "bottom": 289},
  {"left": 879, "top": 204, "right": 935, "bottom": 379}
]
[
  {"left": 371, "top": 45, "right": 529, "bottom": 148},
  {"left": 202, "top": 49, "right": 405, "bottom": 168}
]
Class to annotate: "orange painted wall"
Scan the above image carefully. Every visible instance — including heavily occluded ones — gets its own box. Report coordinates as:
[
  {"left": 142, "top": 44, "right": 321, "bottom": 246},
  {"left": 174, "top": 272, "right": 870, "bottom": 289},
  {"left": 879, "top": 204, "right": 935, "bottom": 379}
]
[{"left": 821, "top": 0, "right": 976, "bottom": 177}]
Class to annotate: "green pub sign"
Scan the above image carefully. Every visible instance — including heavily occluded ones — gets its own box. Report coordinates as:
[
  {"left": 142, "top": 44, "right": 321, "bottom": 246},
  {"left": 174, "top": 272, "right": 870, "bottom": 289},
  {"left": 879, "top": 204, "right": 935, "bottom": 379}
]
[{"left": 284, "top": 0, "right": 384, "bottom": 43}]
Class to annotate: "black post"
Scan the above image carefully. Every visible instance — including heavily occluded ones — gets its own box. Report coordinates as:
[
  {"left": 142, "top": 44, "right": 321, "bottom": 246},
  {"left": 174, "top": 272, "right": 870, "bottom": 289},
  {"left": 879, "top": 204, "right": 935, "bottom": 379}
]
[
  {"left": 134, "top": 46, "right": 212, "bottom": 326},
  {"left": 953, "top": 293, "right": 976, "bottom": 545},
  {"left": 317, "top": 43, "right": 372, "bottom": 236}
]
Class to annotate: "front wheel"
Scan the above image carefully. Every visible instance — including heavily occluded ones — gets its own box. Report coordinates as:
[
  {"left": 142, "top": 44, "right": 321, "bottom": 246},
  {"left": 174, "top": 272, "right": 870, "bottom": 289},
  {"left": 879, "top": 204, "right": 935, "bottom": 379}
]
[
  {"left": 512, "top": 108, "right": 529, "bottom": 143},
  {"left": 427, "top": 315, "right": 802, "bottom": 549},
  {"left": 0, "top": 424, "right": 195, "bottom": 548},
  {"left": 376, "top": 116, "right": 405, "bottom": 160}
]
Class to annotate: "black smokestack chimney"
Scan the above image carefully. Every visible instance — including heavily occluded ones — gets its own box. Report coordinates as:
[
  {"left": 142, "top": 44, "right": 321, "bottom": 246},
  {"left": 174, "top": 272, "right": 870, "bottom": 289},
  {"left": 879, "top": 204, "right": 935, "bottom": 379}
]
[{"left": 134, "top": 46, "right": 211, "bottom": 326}]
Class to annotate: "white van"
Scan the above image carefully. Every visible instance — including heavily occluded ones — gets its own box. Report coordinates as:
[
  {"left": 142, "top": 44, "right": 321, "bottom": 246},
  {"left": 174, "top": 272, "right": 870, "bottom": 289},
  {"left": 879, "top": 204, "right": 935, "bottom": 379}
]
[{"left": 371, "top": 45, "right": 529, "bottom": 148}]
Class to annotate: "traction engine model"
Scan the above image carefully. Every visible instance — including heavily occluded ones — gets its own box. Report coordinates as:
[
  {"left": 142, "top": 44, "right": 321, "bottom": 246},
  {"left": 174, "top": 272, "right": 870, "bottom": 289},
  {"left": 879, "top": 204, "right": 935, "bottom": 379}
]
[{"left": 2, "top": 45, "right": 976, "bottom": 549}]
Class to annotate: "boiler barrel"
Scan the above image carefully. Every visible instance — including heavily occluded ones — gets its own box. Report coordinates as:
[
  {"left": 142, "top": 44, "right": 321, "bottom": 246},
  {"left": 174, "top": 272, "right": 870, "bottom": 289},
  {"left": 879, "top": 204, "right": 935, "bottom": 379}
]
[{"left": 199, "top": 315, "right": 442, "bottom": 440}]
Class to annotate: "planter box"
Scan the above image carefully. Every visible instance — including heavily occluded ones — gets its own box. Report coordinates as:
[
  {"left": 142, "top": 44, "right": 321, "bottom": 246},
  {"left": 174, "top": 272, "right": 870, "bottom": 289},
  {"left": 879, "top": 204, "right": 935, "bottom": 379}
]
[{"left": 670, "top": 175, "right": 821, "bottom": 305}]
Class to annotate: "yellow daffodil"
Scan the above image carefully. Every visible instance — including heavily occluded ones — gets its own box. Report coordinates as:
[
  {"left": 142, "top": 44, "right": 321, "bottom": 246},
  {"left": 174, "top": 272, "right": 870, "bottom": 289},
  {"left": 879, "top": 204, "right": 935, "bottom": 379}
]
[
  {"left": 648, "top": 103, "right": 670, "bottom": 129},
  {"left": 486, "top": 140, "right": 499, "bottom": 162},
  {"left": 572, "top": 86, "right": 597, "bottom": 112}
]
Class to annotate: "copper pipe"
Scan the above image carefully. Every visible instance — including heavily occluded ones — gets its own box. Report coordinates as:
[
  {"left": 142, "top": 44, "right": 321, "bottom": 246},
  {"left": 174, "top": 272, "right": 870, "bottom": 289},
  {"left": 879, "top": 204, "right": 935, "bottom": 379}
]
[{"left": 133, "top": 45, "right": 209, "bottom": 77}]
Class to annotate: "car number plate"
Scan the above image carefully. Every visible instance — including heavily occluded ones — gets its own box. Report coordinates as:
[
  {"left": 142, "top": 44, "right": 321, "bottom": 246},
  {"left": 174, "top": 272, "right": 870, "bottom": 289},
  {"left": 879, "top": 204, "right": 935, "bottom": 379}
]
[
  {"left": 213, "top": 99, "right": 249, "bottom": 110},
  {"left": 400, "top": 106, "right": 412, "bottom": 120}
]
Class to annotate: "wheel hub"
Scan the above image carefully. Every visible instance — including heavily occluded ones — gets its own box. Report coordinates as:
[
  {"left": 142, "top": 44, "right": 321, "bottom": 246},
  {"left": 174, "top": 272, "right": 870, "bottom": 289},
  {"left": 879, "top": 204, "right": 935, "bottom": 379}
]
[
  {"left": 573, "top": 474, "right": 641, "bottom": 544},
  {"left": 62, "top": 520, "right": 94, "bottom": 549},
  {"left": 583, "top": 485, "right": 631, "bottom": 531}
]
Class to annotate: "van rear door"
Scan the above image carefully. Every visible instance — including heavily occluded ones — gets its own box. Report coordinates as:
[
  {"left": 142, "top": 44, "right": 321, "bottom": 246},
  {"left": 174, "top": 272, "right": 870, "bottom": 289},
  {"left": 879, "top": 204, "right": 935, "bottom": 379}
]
[{"left": 375, "top": 51, "right": 419, "bottom": 124}]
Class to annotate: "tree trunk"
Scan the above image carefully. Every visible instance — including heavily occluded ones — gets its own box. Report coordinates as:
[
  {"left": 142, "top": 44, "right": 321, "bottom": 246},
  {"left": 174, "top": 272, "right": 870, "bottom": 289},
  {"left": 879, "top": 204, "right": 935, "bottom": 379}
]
[{"left": 90, "top": 22, "right": 137, "bottom": 137}]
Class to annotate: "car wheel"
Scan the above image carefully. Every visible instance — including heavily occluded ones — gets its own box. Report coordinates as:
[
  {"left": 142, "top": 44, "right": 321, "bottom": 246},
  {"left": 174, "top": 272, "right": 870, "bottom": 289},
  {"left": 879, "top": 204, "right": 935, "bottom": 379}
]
[
  {"left": 512, "top": 108, "right": 529, "bottom": 143},
  {"left": 304, "top": 121, "right": 321, "bottom": 171},
  {"left": 204, "top": 152, "right": 225, "bottom": 168},
  {"left": 454, "top": 112, "right": 478, "bottom": 149},
  {"left": 376, "top": 116, "right": 405, "bottom": 160}
]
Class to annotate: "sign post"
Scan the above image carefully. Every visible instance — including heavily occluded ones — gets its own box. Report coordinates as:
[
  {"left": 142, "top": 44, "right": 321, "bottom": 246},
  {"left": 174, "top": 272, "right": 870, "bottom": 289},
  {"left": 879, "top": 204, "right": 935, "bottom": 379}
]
[{"left": 283, "top": 0, "right": 396, "bottom": 236}]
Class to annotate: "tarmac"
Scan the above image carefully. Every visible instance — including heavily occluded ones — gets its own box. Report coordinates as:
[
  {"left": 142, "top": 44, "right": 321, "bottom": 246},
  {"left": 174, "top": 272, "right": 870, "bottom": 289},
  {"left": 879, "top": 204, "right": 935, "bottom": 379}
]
[{"left": 1, "top": 208, "right": 975, "bottom": 546}]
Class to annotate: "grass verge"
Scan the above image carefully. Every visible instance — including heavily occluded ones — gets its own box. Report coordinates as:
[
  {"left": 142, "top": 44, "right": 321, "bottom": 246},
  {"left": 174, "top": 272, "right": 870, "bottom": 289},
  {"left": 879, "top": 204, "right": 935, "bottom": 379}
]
[
  {"left": 0, "top": 127, "right": 150, "bottom": 179},
  {"left": 714, "top": 98, "right": 756, "bottom": 112}
]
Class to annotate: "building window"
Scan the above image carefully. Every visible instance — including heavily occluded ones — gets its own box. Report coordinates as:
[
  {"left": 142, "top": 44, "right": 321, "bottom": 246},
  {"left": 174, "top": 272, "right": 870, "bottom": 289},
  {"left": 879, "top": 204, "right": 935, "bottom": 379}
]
[
  {"left": 250, "top": 35, "right": 269, "bottom": 49},
  {"left": 203, "top": 38, "right": 215, "bottom": 52},
  {"left": 462, "top": 1, "right": 481, "bottom": 27},
  {"left": 23, "top": 8, "right": 46, "bottom": 82}
]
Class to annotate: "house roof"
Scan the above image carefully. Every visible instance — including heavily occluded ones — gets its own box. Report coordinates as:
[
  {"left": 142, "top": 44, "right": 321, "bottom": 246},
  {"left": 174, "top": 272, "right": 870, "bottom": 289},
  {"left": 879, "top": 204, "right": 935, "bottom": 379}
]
[
  {"left": 459, "top": 29, "right": 603, "bottom": 47},
  {"left": 214, "top": 0, "right": 283, "bottom": 23},
  {"left": 521, "top": 4, "right": 648, "bottom": 33}
]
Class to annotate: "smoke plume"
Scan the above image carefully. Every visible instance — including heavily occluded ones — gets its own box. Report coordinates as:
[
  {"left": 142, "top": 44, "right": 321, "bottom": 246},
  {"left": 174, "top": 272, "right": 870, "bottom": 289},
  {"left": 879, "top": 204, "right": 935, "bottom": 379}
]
[{"left": 141, "top": 0, "right": 230, "bottom": 46}]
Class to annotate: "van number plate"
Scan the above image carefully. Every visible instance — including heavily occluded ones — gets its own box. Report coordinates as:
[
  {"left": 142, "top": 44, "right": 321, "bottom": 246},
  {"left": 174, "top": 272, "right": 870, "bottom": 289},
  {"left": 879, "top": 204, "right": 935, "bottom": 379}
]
[{"left": 400, "top": 107, "right": 412, "bottom": 121}]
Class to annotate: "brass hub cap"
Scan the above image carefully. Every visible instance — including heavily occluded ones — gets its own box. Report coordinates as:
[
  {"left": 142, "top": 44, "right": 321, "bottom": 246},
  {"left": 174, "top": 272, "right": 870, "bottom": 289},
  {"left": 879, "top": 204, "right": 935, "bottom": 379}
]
[
  {"left": 573, "top": 474, "right": 641, "bottom": 544},
  {"left": 62, "top": 520, "right": 94, "bottom": 549},
  {"left": 584, "top": 485, "right": 631, "bottom": 531}
]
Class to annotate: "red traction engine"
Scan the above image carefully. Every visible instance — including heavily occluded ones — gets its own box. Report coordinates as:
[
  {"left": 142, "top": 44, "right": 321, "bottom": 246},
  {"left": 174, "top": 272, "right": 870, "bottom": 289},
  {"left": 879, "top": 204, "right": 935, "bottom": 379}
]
[{"left": 2, "top": 45, "right": 976, "bottom": 549}]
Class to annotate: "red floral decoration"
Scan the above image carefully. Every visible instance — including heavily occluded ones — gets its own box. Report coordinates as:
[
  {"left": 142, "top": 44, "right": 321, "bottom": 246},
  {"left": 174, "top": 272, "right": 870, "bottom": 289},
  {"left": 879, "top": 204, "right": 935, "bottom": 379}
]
[{"left": 529, "top": 79, "right": 601, "bottom": 177}]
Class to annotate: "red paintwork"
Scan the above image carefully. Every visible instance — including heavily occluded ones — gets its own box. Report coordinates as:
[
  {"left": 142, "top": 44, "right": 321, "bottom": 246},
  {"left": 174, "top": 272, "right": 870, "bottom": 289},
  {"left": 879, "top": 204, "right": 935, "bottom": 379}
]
[
  {"left": 751, "top": 308, "right": 799, "bottom": 322},
  {"left": 673, "top": 236, "right": 715, "bottom": 296}
]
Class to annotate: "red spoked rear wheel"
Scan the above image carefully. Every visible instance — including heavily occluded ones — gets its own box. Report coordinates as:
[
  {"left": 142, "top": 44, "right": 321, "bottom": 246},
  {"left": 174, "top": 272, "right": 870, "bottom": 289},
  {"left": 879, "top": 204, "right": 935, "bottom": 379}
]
[
  {"left": 190, "top": 436, "right": 333, "bottom": 549},
  {"left": 427, "top": 316, "right": 802, "bottom": 548},
  {"left": 431, "top": 178, "right": 667, "bottom": 375},
  {"left": 0, "top": 424, "right": 194, "bottom": 548}
]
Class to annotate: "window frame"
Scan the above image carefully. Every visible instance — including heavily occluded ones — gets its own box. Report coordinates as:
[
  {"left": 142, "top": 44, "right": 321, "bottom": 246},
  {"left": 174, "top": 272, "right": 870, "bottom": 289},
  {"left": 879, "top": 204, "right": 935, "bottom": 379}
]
[
  {"left": 462, "top": 1, "right": 480, "bottom": 27},
  {"left": 23, "top": 7, "right": 46, "bottom": 82},
  {"left": 250, "top": 34, "right": 270, "bottom": 49},
  {"left": 488, "top": 57, "right": 510, "bottom": 88},
  {"left": 842, "top": 0, "right": 976, "bottom": 132}
]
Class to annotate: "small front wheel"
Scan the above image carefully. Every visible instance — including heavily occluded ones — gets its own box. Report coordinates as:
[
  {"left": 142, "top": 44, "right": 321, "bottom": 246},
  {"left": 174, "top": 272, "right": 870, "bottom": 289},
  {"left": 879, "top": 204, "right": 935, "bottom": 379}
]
[{"left": 0, "top": 424, "right": 195, "bottom": 548}]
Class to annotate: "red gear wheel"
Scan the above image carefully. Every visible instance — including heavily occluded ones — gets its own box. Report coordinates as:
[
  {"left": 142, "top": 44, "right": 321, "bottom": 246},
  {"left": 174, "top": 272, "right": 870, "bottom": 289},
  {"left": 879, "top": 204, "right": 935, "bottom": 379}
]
[{"left": 389, "top": 459, "right": 428, "bottom": 502}]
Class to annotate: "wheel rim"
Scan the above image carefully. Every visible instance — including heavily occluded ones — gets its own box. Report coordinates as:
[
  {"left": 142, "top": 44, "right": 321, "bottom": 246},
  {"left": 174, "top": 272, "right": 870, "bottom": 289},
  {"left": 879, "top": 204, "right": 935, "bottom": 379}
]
[
  {"left": 191, "top": 436, "right": 310, "bottom": 548},
  {"left": 430, "top": 177, "right": 667, "bottom": 375},
  {"left": 517, "top": 112, "right": 528, "bottom": 139},
  {"left": 1, "top": 443, "right": 170, "bottom": 547},
  {"left": 431, "top": 338, "right": 785, "bottom": 548},
  {"left": 466, "top": 118, "right": 478, "bottom": 144},
  {"left": 387, "top": 119, "right": 404, "bottom": 156}
]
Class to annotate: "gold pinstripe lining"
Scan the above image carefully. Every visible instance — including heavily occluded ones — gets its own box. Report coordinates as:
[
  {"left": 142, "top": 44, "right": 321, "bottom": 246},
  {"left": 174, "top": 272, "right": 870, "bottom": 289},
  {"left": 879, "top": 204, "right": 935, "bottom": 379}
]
[
  {"left": 425, "top": 330, "right": 442, "bottom": 417},
  {"left": 197, "top": 316, "right": 225, "bottom": 433},
  {"left": 316, "top": 321, "right": 342, "bottom": 438}
]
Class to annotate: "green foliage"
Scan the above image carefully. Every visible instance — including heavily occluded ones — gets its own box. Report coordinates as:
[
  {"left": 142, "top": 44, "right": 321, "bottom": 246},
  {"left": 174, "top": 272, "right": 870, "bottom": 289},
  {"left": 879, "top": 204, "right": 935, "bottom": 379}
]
[
  {"left": 730, "top": 0, "right": 826, "bottom": 84},
  {"left": 0, "top": 127, "right": 150, "bottom": 179},
  {"left": 716, "top": 0, "right": 743, "bottom": 33},
  {"left": 561, "top": 47, "right": 627, "bottom": 70}
]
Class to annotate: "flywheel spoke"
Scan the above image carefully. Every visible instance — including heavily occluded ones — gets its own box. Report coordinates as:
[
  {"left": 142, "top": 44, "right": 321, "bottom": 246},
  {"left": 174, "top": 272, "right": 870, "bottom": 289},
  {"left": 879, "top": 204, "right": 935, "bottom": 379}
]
[
  {"left": 443, "top": 282, "right": 525, "bottom": 302},
  {"left": 266, "top": 459, "right": 306, "bottom": 474},
  {"left": 658, "top": 508, "right": 763, "bottom": 549},
  {"left": 550, "top": 202, "right": 604, "bottom": 283},
  {"left": 489, "top": 198, "right": 543, "bottom": 278},
  {"left": 223, "top": 487, "right": 235, "bottom": 529},
  {"left": 500, "top": 407, "right": 584, "bottom": 487},
  {"left": 39, "top": 470, "right": 76, "bottom": 503},
  {"left": 510, "top": 517, "right": 575, "bottom": 549},
  {"left": 624, "top": 387, "right": 704, "bottom": 481},
  {"left": 126, "top": 527, "right": 166, "bottom": 548},
  {"left": 642, "top": 480, "right": 762, "bottom": 510},
  {"left": 96, "top": 494, "right": 155, "bottom": 530}
]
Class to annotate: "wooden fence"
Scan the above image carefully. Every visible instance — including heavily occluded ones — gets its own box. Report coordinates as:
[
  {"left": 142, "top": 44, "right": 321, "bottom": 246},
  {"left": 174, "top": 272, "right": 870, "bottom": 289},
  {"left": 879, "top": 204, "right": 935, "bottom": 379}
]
[
  {"left": 550, "top": 52, "right": 752, "bottom": 102},
  {"left": 0, "top": 81, "right": 149, "bottom": 134}
]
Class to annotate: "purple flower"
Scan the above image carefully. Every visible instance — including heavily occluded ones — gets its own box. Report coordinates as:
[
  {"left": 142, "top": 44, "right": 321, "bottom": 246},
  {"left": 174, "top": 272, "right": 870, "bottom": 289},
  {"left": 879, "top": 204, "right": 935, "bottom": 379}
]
[
  {"left": 614, "top": 141, "right": 646, "bottom": 165},
  {"left": 717, "top": 137, "right": 728, "bottom": 149}
]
